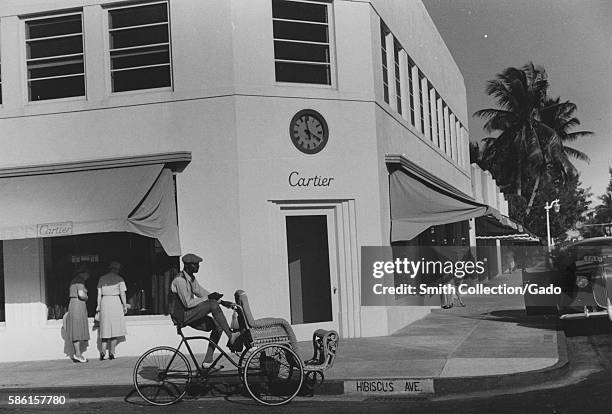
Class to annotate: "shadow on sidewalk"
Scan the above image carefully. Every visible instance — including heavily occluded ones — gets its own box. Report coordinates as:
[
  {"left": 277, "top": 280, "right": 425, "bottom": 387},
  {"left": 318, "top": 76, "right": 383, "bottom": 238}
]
[{"left": 444, "top": 308, "right": 561, "bottom": 331}]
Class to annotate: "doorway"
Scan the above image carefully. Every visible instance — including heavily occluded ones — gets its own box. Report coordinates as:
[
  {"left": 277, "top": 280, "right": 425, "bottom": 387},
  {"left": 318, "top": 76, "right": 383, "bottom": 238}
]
[
  {"left": 286, "top": 215, "right": 333, "bottom": 325},
  {"left": 280, "top": 209, "right": 339, "bottom": 337}
]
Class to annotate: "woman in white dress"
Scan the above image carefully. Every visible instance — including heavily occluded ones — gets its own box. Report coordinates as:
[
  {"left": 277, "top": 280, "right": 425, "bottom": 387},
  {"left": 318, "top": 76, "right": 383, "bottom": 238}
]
[{"left": 96, "top": 261, "right": 127, "bottom": 360}]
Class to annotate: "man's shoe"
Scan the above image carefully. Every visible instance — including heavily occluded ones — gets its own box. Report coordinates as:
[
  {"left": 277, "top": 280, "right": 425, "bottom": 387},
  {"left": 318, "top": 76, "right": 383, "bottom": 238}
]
[{"left": 227, "top": 332, "right": 241, "bottom": 351}]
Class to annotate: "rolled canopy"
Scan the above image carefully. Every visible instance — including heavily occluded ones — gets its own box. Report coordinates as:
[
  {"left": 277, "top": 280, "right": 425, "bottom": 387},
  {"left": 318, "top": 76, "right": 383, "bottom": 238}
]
[
  {"left": 389, "top": 165, "right": 495, "bottom": 242},
  {"left": 0, "top": 163, "right": 181, "bottom": 256}
]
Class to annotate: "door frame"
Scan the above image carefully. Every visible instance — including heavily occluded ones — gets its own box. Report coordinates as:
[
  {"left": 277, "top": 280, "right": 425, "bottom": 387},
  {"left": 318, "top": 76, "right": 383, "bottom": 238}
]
[{"left": 268, "top": 200, "right": 360, "bottom": 339}]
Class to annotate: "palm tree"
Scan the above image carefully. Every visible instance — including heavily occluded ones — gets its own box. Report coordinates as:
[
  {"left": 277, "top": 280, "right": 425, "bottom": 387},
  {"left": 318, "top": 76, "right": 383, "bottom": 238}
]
[
  {"left": 475, "top": 63, "right": 549, "bottom": 198},
  {"left": 469, "top": 141, "right": 487, "bottom": 169},
  {"left": 594, "top": 168, "right": 612, "bottom": 223},
  {"left": 475, "top": 62, "right": 590, "bottom": 217},
  {"left": 524, "top": 97, "right": 592, "bottom": 214}
]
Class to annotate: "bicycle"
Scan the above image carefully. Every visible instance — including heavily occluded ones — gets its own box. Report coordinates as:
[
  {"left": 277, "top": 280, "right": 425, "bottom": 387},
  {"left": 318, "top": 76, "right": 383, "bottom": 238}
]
[{"left": 133, "top": 290, "right": 339, "bottom": 406}]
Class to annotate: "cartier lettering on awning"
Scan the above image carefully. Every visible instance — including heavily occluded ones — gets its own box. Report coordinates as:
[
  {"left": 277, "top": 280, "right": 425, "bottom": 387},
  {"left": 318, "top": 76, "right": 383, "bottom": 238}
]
[{"left": 0, "top": 152, "right": 190, "bottom": 256}]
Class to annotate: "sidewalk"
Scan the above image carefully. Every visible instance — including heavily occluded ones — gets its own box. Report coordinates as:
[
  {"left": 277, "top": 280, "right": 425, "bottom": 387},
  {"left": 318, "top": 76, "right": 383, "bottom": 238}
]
[{"left": 0, "top": 271, "right": 566, "bottom": 398}]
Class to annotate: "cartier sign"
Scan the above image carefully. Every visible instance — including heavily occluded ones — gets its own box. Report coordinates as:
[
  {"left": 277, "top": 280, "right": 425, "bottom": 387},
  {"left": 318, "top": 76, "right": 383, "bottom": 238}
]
[{"left": 37, "top": 222, "right": 74, "bottom": 237}]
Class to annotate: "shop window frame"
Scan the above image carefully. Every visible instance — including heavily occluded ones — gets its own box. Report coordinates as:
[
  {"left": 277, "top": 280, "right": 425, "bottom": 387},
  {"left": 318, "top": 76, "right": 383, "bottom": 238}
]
[{"left": 43, "top": 233, "right": 179, "bottom": 321}]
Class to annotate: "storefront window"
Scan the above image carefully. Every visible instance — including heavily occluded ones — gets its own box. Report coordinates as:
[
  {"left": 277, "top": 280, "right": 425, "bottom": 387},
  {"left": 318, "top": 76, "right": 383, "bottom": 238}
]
[{"left": 44, "top": 232, "right": 178, "bottom": 320}]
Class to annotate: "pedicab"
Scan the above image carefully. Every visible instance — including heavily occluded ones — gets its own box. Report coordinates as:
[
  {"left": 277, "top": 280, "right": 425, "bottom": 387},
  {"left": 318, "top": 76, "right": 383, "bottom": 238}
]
[{"left": 133, "top": 290, "right": 339, "bottom": 406}]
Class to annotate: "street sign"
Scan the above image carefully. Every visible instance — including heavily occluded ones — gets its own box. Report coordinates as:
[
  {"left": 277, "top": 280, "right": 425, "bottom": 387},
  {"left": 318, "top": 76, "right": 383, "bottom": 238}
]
[{"left": 345, "top": 378, "right": 434, "bottom": 395}]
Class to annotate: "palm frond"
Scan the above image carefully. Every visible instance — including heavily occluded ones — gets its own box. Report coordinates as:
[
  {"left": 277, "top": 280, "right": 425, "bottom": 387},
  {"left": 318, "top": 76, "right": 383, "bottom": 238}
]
[
  {"left": 564, "top": 130, "right": 594, "bottom": 141},
  {"left": 562, "top": 145, "right": 590, "bottom": 163}
]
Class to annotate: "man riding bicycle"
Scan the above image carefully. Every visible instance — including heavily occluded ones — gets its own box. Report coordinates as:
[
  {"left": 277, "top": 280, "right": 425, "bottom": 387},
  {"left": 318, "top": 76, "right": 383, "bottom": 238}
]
[{"left": 169, "top": 253, "right": 240, "bottom": 368}]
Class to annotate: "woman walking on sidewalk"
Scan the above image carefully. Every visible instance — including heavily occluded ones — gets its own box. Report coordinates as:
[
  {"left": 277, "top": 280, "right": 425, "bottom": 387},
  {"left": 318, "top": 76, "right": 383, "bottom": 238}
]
[
  {"left": 97, "top": 262, "right": 128, "bottom": 360},
  {"left": 65, "top": 266, "right": 91, "bottom": 363}
]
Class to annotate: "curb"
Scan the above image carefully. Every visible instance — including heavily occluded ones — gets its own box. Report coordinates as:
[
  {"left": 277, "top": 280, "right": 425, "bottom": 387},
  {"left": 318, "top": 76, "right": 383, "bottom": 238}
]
[
  {"left": 433, "top": 329, "right": 569, "bottom": 395},
  {"left": 0, "top": 330, "right": 570, "bottom": 400},
  {"left": 323, "top": 328, "right": 570, "bottom": 397}
]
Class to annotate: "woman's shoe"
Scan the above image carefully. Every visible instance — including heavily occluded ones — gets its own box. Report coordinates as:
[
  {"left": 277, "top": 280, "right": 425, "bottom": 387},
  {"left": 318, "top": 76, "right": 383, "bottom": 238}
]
[
  {"left": 99, "top": 353, "right": 105, "bottom": 361},
  {"left": 109, "top": 353, "right": 115, "bottom": 360},
  {"left": 73, "top": 355, "right": 88, "bottom": 363}
]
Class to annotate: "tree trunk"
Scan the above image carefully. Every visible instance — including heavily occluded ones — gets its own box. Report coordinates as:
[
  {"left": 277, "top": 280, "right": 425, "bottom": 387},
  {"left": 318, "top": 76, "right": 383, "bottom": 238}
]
[
  {"left": 517, "top": 158, "right": 522, "bottom": 197},
  {"left": 524, "top": 174, "right": 541, "bottom": 216}
]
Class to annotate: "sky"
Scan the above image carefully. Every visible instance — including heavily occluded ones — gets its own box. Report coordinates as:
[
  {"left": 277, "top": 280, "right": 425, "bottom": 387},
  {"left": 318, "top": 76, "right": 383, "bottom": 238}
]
[{"left": 422, "top": 0, "right": 612, "bottom": 205}]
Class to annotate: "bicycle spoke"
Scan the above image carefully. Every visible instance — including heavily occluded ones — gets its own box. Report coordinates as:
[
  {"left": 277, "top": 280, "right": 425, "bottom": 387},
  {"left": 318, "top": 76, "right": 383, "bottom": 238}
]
[{"left": 133, "top": 346, "right": 191, "bottom": 406}]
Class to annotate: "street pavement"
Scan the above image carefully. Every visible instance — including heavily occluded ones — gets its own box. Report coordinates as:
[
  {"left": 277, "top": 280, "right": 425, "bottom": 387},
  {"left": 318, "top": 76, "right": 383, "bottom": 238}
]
[{"left": 0, "top": 271, "right": 566, "bottom": 402}]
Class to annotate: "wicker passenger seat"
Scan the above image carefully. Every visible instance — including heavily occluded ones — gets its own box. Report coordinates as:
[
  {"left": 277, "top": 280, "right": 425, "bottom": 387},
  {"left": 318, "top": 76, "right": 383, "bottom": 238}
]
[{"left": 233, "top": 290, "right": 298, "bottom": 350}]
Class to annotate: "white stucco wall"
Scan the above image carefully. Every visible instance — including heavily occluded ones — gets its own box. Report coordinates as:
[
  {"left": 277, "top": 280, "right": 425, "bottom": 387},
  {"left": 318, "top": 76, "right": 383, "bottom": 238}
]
[{"left": 0, "top": 0, "right": 472, "bottom": 358}]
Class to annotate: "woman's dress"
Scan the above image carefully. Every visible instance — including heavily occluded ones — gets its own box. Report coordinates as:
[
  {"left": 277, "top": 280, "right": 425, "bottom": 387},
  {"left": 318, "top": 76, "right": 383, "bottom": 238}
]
[
  {"left": 65, "top": 279, "right": 90, "bottom": 342},
  {"left": 98, "top": 273, "right": 127, "bottom": 339}
]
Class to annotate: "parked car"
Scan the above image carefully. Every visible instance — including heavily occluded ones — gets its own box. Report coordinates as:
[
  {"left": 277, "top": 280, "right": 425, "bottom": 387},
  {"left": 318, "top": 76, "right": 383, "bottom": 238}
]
[{"left": 553, "top": 237, "right": 612, "bottom": 321}]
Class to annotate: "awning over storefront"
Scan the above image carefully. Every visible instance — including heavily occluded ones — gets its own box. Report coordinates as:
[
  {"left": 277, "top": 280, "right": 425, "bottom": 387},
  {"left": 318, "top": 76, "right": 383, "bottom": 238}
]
[
  {"left": 474, "top": 213, "right": 541, "bottom": 243},
  {"left": 387, "top": 155, "right": 495, "bottom": 242},
  {"left": 0, "top": 152, "right": 190, "bottom": 256},
  {"left": 476, "top": 233, "right": 541, "bottom": 242},
  {"left": 475, "top": 215, "right": 520, "bottom": 237}
]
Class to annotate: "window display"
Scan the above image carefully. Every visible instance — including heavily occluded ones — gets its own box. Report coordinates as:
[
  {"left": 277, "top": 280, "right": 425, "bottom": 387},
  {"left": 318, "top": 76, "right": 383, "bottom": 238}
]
[{"left": 44, "top": 232, "right": 178, "bottom": 320}]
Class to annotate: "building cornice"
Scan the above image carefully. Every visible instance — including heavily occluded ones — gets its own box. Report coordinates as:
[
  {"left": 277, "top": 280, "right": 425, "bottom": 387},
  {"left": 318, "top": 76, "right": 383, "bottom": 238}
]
[{"left": 0, "top": 151, "right": 192, "bottom": 178}]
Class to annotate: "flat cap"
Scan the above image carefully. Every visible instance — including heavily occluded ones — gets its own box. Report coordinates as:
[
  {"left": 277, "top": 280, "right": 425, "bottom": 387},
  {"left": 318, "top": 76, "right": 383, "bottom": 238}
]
[{"left": 182, "top": 253, "right": 203, "bottom": 264}]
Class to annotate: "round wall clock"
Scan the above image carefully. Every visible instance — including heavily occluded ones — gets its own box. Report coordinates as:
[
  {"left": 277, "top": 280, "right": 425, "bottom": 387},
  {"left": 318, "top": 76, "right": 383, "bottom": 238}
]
[{"left": 289, "top": 109, "right": 329, "bottom": 154}]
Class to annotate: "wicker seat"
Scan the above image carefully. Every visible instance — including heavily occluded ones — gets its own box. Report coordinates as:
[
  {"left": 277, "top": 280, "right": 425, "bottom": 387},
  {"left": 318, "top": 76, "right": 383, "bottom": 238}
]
[
  {"left": 303, "top": 329, "right": 339, "bottom": 371},
  {"left": 233, "top": 290, "right": 339, "bottom": 374},
  {"left": 234, "top": 290, "right": 298, "bottom": 350}
]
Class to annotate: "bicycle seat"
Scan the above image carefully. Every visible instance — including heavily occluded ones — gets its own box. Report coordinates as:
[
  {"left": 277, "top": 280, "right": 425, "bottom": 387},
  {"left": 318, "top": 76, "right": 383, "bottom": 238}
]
[{"left": 170, "top": 315, "right": 187, "bottom": 336}]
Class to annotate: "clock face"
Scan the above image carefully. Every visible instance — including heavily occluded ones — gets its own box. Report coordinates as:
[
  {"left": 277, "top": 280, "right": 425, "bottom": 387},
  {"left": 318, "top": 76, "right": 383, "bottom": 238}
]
[{"left": 289, "top": 109, "right": 329, "bottom": 154}]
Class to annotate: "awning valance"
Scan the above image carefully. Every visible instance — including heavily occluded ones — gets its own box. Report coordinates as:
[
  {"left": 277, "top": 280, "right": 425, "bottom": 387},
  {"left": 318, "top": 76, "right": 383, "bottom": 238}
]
[
  {"left": 0, "top": 161, "right": 184, "bottom": 256},
  {"left": 388, "top": 161, "right": 495, "bottom": 242},
  {"left": 476, "top": 233, "right": 541, "bottom": 242},
  {"left": 476, "top": 215, "right": 518, "bottom": 237}
]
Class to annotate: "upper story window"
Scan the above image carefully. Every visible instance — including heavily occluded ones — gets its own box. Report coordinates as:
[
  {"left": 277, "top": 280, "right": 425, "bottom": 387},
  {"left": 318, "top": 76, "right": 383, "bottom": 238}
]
[
  {"left": 272, "top": 0, "right": 331, "bottom": 85},
  {"left": 418, "top": 70, "right": 426, "bottom": 134},
  {"left": 108, "top": 1, "right": 171, "bottom": 92},
  {"left": 380, "top": 22, "right": 389, "bottom": 103},
  {"left": 427, "top": 85, "right": 434, "bottom": 142},
  {"left": 25, "top": 13, "right": 85, "bottom": 101},
  {"left": 407, "top": 58, "right": 415, "bottom": 126},
  {"left": 393, "top": 41, "right": 402, "bottom": 115}
]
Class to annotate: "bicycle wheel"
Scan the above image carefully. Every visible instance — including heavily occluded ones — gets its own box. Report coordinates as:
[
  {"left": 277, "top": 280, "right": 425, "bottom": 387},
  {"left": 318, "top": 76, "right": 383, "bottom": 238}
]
[
  {"left": 242, "top": 343, "right": 304, "bottom": 406},
  {"left": 133, "top": 346, "right": 192, "bottom": 406},
  {"left": 238, "top": 347, "right": 256, "bottom": 376}
]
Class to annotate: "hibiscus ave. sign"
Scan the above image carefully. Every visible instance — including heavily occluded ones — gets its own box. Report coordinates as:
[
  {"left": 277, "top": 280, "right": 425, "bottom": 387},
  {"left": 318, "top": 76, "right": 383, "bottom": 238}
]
[{"left": 345, "top": 378, "right": 434, "bottom": 395}]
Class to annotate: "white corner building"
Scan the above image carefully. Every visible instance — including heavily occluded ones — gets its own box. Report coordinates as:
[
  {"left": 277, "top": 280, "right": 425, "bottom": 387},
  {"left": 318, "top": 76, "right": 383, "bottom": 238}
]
[{"left": 0, "top": 0, "right": 480, "bottom": 362}]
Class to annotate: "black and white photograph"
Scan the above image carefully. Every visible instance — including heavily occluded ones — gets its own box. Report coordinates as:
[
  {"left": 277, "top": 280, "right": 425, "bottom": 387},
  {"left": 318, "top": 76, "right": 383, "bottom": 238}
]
[{"left": 0, "top": 0, "right": 610, "bottom": 413}]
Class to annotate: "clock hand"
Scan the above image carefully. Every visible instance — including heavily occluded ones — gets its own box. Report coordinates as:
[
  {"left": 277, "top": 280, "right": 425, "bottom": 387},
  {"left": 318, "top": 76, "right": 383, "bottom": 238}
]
[
  {"left": 306, "top": 122, "right": 321, "bottom": 141},
  {"left": 308, "top": 127, "right": 322, "bottom": 141}
]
